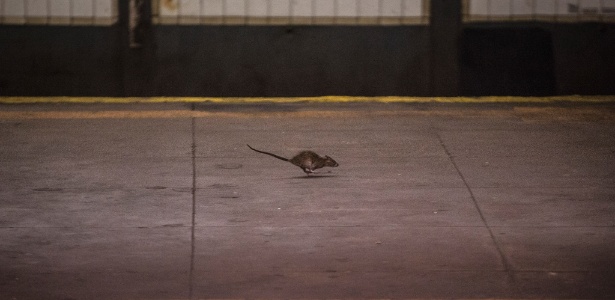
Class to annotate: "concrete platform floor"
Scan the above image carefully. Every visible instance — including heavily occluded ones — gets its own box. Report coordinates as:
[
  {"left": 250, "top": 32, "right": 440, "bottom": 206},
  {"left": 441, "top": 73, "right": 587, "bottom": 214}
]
[{"left": 0, "top": 101, "right": 614, "bottom": 299}]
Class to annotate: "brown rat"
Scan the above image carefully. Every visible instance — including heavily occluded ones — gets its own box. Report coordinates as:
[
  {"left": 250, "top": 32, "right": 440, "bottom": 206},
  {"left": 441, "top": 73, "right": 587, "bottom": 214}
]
[{"left": 247, "top": 144, "right": 339, "bottom": 175}]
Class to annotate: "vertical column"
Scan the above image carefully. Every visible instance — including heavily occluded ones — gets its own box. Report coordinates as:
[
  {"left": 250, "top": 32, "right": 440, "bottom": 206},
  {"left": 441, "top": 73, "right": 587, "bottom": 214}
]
[
  {"left": 429, "top": 0, "right": 461, "bottom": 96},
  {"left": 119, "top": 0, "right": 155, "bottom": 96}
]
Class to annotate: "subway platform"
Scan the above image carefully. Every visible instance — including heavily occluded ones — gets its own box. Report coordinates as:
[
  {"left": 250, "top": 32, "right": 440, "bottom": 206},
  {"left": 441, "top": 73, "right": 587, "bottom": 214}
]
[{"left": 0, "top": 98, "right": 614, "bottom": 299}]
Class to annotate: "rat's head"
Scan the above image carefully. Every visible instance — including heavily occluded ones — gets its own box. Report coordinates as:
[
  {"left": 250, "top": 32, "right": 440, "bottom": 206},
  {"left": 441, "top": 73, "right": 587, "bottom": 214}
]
[{"left": 324, "top": 156, "right": 339, "bottom": 167}]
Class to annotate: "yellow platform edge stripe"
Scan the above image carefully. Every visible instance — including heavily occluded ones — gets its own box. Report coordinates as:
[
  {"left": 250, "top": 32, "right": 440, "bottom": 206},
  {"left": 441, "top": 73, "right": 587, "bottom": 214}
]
[{"left": 1, "top": 95, "right": 614, "bottom": 104}]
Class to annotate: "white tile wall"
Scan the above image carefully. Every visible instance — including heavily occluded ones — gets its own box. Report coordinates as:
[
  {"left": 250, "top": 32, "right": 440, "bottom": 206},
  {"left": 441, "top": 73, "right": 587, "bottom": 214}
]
[
  {"left": 202, "top": 0, "right": 224, "bottom": 16},
  {"left": 2, "top": 0, "right": 612, "bottom": 26},
  {"left": 1, "top": 0, "right": 117, "bottom": 24},
  {"left": 3, "top": 0, "right": 25, "bottom": 17},
  {"left": 357, "top": 0, "right": 379, "bottom": 17},
  {"left": 586, "top": 0, "right": 602, "bottom": 8},
  {"left": 95, "top": 0, "right": 114, "bottom": 17},
  {"left": 179, "top": 0, "right": 201, "bottom": 17},
  {"left": 469, "top": 0, "right": 489, "bottom": 15},
  {"left": 26, "top": 0, "right": 47, "bottom": 17},
  {"left": 247, "top": 0, "right": 268, "bottom": 17},
  {"left": 535, "top": 0, "right": 556, "bottom": 15},
  {"left": 402, "top": 0, "right": 422, "bottom": 17},
  {"left": 337, "top": 0, "right": 358, "bottom": 17},
  {"left": 555, "top": 0, "right": 601, "bottom": 16},
  {"left": 465, "top": 0, "right": 615, "bottom": 21},
  {"left": 152, "top": 0, "right": 430, "bottom": 24},
  {"left": 555, "top": 0, "right": 573, "bottom": 15},
  {"left": 73, "top": 0, "right": 94, "bottom": 17},
  {"left": 225, "top": 0, "right": 246, "bottom": 16},
  {"left": 160, "top": 0, "right": 179, "bottom": 17},
  {"left": 269, "top": 0, "right": 290, "bottom": 17},
  {"left": 490, "top": 0, "right": 511, "bottom": 16},
  {"left": 511, "top": 0, "right": 533, "bottom": 15},
  {"left": 314, "top": 0, "right": 335, "bottom": 17},
  {"left": 381, "top": 0, "right": 402, "bottom": 17},
  {"left": 582, "top": 0, "right": 602, "bottom": 13},
  {"left": 50, "top": 0, "right": 71, "bottom": 17},
  {"left": 291, "top": 0, "right": 312, "bottom": 17}
]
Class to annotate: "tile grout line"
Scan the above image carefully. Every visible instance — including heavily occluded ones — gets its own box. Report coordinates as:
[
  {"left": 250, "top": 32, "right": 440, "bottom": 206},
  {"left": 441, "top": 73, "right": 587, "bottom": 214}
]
[
  {"left": 189, "top": 104, "right": 197, "bottom": 298},
  {"left": 435, "top": 132, "right": 516, "bottom": 283}
]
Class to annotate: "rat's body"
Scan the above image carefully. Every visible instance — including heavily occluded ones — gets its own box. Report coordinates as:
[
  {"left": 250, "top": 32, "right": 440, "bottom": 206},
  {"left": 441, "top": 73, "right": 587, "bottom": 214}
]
[{"left": 247, "top": 144, "right": 339, "bottom": 174}]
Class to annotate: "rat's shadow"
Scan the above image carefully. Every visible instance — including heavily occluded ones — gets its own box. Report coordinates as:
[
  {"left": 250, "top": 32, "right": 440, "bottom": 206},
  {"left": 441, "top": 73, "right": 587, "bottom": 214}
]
[{"left": 290, "top": 174, "right": 337, "bottom": 179}]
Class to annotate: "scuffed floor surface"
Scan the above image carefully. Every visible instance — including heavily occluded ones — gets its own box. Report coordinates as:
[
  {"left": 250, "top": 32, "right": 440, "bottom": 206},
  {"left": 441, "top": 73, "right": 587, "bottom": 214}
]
[{"left": 1, "top": 101, "right": 614, "bottom": 299}]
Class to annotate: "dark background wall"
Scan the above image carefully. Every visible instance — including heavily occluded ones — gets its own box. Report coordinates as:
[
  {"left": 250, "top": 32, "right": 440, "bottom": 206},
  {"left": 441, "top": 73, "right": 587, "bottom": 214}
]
[
  {"left": 461, "top": 22, "right": 615, "bottom": 96},
  {"left": 152, "top": 26, "right": 430, "bottom": 97},
  {"left": 1, "top": 3, "right": 614, "bottom": 97},
  {"left": 0, "top": 26, "right": 124, "bottom": 96}
]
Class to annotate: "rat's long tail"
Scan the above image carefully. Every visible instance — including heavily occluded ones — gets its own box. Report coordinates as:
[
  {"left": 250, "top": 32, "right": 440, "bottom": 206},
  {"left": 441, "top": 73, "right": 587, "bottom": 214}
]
[{"left": 247, "top": 144, "right": 289, "bottom": 162}]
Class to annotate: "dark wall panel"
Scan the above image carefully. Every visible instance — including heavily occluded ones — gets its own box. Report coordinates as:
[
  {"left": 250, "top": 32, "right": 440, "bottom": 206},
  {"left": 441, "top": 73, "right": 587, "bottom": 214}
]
[
  {"left": 461, "top": 23, "right": 615, "bottom": 96},
  {"left": 461, "top": 27, "right": 556, "bottom": 96},
  {"left": 550, "top": 23, "right": 615, "bottom": 95},
  {"left": 0, "top": 26, "right": 123, "bottom": 96},
  {"left": 1, "top": 22, "right": 614, "bottom": 97},
  {"left": 152, "top": 26, "right": 430, "bottom": 97}
]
